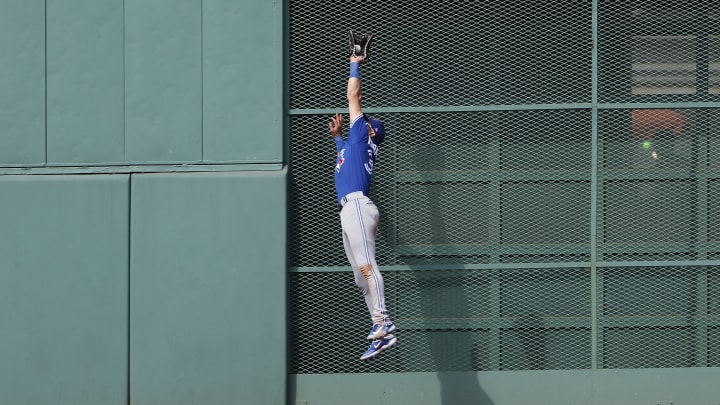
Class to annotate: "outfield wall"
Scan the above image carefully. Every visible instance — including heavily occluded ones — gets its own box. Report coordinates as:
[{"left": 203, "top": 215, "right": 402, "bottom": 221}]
[
  {"left": 2, "top": 1, "right": 720, "bottom": 404},
  {"left": 0, "top": 1, "right": 286, "bottom": 404}
]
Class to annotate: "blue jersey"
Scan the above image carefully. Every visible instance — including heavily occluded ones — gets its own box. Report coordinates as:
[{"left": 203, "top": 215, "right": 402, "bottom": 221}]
[{"left": 334, "top": 114, "right": 380, "bottom": 205}]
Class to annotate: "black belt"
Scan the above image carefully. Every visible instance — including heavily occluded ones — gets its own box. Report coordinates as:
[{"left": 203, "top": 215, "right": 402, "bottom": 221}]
[{"left": 339, "top": 191, "right": 365, "bottom": 210}]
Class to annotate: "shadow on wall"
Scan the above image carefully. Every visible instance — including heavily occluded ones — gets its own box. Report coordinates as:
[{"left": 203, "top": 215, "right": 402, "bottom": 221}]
[
  {"left": 410, "top": 145, "right": 495, "bottom": 405},
  {"left": 514, "top": 312, "right": 547, "bottom": 370}
]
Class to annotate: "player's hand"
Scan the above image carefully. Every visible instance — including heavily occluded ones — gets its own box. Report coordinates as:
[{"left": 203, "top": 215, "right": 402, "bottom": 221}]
[
  {"left": 350, "top": 55, "right": 365, "bottom": 64},
  {"left": 329, "top": 113, "right": 344, "bottom": 136}
]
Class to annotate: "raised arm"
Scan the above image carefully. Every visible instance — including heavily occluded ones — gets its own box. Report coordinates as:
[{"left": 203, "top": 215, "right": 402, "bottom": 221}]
[
  {"left": 347, "top": 56, "right": 364, "bottom": 123},
  {"left": 328, "top": 113, "right": 345, "bottom": 153}
]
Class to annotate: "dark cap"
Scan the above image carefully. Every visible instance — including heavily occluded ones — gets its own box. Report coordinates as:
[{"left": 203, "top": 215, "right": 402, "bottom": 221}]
[{"left": 368, "top": 118, "right": 386, "bottom": 145}]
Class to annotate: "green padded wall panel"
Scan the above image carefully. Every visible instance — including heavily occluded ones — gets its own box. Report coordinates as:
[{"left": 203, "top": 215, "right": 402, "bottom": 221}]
[
  {"left": 0, "top": 175, "right": 129, "bottom": 404},
  {"left": 125, "top": 0, "right": 202, "bottom": 163},
  {"left": 130, "top": 171, "right": 286, "bottom": 405},
  {"left": 47, "top": 0, "right": 124, "bottom": 164},
  {"left": 0, "top": 0, "right": 282, "bottom": 167},
  {"left": 0, "top": 0, "right": 45, "bottom": 165},
  {"left": 291, "top": 369, "right": 720, "bottom": 405},
  {"left": 202, "top": 0, "right": 283, "bottom": 163}
]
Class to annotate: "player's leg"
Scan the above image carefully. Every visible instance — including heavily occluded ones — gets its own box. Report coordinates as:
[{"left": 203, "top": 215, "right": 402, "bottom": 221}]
[
  {"left": 340, "top": 198, "right": 394, "bottom": 339},
  {"left": 342, "top": 224, "right": 374, "bottom": 322},
  {"left": 341, "top": 198, "right": 398, "bottom": 360}
]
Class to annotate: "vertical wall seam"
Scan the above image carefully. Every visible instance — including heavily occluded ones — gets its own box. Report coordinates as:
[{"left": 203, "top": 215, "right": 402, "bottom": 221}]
[
  {"left": 200, "top": 0, "right": 204, "bottom": 161},
  {"left": 589, "top": 0, "right": 600, "bottom": 373},
  {"left": 127, "top": 173, "right": 132, "bottom": 405},
  {"left": 45, "top": 0, "right": 48, "bottom": 165},
  {"left": 123, "top": 0, "right": 126, "bottom": 162}
]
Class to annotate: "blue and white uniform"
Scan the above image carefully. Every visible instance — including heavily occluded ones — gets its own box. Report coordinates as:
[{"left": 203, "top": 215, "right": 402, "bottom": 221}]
[{"left": 334, "top": 114, "right": 390, "bottom": 327}]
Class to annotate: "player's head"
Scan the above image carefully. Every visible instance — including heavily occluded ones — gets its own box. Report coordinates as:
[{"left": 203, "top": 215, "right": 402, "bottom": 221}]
[{"left": 367, "top": 117, "right": 386, "bottom": 145}]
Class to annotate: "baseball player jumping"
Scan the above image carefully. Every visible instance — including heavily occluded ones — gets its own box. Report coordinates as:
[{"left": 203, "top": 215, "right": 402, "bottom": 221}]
[{"left": 327, "top": 32, "right": 396, "bottom": 360}]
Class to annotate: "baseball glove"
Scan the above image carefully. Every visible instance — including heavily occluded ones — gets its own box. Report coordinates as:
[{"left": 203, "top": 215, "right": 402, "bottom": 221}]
[{"left": 348, "top": 30, "right": 374, "bottom": 62}]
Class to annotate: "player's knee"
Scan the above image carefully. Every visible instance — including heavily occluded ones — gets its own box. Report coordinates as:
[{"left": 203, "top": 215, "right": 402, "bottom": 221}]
[{"left": 359, "top": 264, "right": 372, "bottom": 280}]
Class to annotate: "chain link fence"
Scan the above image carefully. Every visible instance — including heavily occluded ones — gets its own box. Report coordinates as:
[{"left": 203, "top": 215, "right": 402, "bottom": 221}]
[{"left": 289, "top": 0, "right": 720, "bottom": 373}]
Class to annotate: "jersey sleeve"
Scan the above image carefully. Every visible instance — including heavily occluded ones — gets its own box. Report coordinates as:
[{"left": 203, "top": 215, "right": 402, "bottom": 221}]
[
  {"left": 347, "top": 114, "right": 369, "bottom": 144},
  {"left": 334, "top": 136, "right": 346, "bottom": 152}
]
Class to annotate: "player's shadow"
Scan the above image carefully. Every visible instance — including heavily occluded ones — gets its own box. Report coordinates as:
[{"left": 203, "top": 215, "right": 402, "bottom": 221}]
[
  {"left": 513, "top": 311, "right": 547, "bottom": 370},
  {"left": 408, "top": 145, "right": 494, "bottom": 405}
]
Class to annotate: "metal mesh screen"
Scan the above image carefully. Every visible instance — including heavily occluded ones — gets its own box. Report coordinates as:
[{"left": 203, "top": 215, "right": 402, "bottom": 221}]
[
  {"left": 290, "top": 1, "right": 592, "bottom": 109},
  {"left": 291, "top": 109, "right": 593, "bottom": 267},
  {"left": 290, "top": 268, "right": 591, "bottom": 373},
  {"left": 601, "top": 266, "right": 717, "bottom": 368},
  {"left": 600, "top": 108, "right": 720, "bottom": 260},
  {"left": 290, "top": 265, "right": 720, "bottom": 371},
  {"left": 598, "top": 1, "right": 720, "bottom": 101},
  {"left": 289, "top": 0, "right": 720, "bottom": 374}
]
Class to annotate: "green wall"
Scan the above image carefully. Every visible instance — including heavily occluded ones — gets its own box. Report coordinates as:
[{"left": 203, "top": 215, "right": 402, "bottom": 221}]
[
  {"left": 0, "top": 0, "right": 286, "bottom": 404},
  {"left": 0, "top": 0, "right": 282, "bottom": 166},
  {"left": 8, "top": 0, "right": 719, "bottom": 404},
  {"left": 130, "top": 171, "right": 286, "bottom": 404},
  {"left": 0, "top": 1, "right": 45, "bottom": 165},
  {"left": 292, "top": 369, "right": 720, "bottom": 405},
  {"left": 0, "top": 175, "right": 129, "bottom": 404},
  {"left": 0, "top": 172, "right": 287, "bottom": 405}
]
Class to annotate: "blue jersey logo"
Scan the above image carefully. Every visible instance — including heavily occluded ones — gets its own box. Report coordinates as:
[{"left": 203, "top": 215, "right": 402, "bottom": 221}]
[{"left": 335, "top": 148, "right": 346, "bottom": 173}]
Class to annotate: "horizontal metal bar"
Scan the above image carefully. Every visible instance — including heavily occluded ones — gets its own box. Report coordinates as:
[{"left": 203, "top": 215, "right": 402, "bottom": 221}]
[
  {"left": 395, "top": 171, "right": 591, "bottom": 183},
  {"left": 599, "top": 21, "right": 717, "bottom": 37},
  {"left": 290, "top": 101, "right": 719, "bottom": 116},
  {"left": 398, "top": 318, "right": 591, "bottom": 330},
  {"left": 290, "top": 262, "right": 592, "bottom": 273},
  {"left": 290, "top": 259, "right": 720, "bottom": 273},
  {"left": 596, "top": 260, "right": 720, "bottom": 268},
  {"left": 600, "top": 243, "right": 720, "bottom": 253},
  {"left": 601, "top": 316, "right": 720, "bottom": 328},
  {"left": 297, "top": 318, "right": 592, "bottom": 331},
  {"left": 394, "top": 244, "right": 592, "bottom": 257},
  {"left": 389, "top": 170, "right": 714, "bottom": 183},
  {"left": 600, "top": 170, "right": 709, "bottom": 181},
  {"left": 597, "top": 102, "right": 720, "bottom": 110},
  {"left": 290, "top": 103, "right": 594, "bottom": 115},
  {"left": 0, "top": 163, "right": 284, "bottom": 175}
]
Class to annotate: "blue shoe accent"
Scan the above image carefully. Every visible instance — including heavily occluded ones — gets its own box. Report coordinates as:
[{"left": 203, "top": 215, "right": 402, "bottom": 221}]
[
  {"left": 366, "top": 322, "right": 396, "bottom": 340},
  {"left": 360, "top": 334, "right": 397, "bottom": 360}
]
